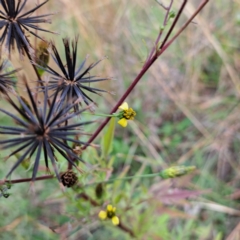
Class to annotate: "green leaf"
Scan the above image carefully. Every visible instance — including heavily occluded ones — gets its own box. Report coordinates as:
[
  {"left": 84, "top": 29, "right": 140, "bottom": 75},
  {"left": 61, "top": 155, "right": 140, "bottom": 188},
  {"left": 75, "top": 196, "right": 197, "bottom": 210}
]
[
  {"left": 21, "top": 157, "right": 30, "bottom": 170},
  {"left": 101, "top": 118, "right": 115, "bottom": 158},
  {"left": 107, "top": 155, "right": 115, "bottom": 168},
  {"left": 214, "top": 232, "right": 223, "bottom": 240},
  {"left": 37, "top": 67, "right": 46, "bottom": 77},
  {"left": 14, "top": 153, "right": 30, "bottom": 170}
]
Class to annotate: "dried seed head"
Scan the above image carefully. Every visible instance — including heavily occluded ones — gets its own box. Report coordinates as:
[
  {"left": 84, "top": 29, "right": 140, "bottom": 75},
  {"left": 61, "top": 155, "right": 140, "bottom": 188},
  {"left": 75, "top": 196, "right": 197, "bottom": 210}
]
[
  {"left": 0, "top": 82, "right": 94, "bottom": 183},
  {"left": 60, "top": 170, "right": 78, "bottom": 188},
  {"left": 0, "top": 60, "right": 19, "bottom": 95},
  {"left": 37, "top": 37, "right": 111, "bottom": 111},
  {"left": 0, "top": 0, "right": 55, "bottom": 56}
]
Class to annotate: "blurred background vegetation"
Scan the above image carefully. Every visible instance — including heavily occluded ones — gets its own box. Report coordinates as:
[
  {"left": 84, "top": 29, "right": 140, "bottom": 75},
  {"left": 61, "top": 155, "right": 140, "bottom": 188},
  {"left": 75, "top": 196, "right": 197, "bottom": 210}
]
[{"left": 1, "top": 0, "right": 240, "bottom": 239}]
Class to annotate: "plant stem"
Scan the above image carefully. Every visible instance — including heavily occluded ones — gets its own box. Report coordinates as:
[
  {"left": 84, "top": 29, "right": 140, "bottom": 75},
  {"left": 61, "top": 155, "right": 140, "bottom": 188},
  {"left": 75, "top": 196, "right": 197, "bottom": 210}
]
[
  {"left": 82, "top": 55, "right": 156, "bottom": 150},
  {"left": 0, "top": 175, "right": 54, "bottom": 185},
  {"left": 118, "top": 222, "right": 135, "bottom": 238},
  {"left": 146, "top": 0, "right": 174, "bottom": 63},
  {"left": 85, "top": 173, "right": 161, "bottom": 187},
  {"left": 0, "top": 172, "right": 160, "bottom": 186},
  {"left": 82, "top": 112, "right": 116, "bottom": 117},
  {"left": 158, "top": 0, "right": 187, "bottom": 52},
  {"left": 157, "top": 0, "right": 209, "bottom": 57}
]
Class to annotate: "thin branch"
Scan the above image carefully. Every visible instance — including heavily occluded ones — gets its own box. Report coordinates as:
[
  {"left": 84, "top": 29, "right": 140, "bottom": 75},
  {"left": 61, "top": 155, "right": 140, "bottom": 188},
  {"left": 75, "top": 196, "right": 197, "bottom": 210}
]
[
  {"left": 155, "top": 0, "right": 170, "bottom": 10},
  {"left": 158, "top": 0, "right": 187, "bottom": 51},
  {"left": 146, "top": 0, "right": 174, "bottom": 63},
  {"left": 81, "top": 55, "right": 156, "bottom": 150},
  {"left": 0, "top": 175, "right": 54, "bottom": 185},
  {"left": 118, "top": 222, "right": 135, "bottom": 238},
  {"left": 158, "top": 0, "right": 209, "bottom": 56}
]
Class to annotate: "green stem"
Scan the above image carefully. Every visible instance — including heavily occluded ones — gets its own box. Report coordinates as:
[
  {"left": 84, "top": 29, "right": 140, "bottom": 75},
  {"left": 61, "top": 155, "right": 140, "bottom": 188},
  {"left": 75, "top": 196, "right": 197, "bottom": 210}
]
[
  {"left": 85, "top": 173, "right": 161, "bottom": 187},
  {"left": 83, "top": 112, "right": 118, "bottom": 118}
]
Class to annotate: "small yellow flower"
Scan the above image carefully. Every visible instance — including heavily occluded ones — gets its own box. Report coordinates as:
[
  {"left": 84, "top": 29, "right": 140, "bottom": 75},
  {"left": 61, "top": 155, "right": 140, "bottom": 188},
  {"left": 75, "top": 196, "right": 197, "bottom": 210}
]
[
  {"left": 98, "top": 204, "right": 120, "bottom": 225},
  {"left": 99, "top": 210, "right": 107, "bottom": 220},
  {"left": 111, "top": 216, "right": 120, "bottom": 225},
  {"left": 117, "top": 102, "right": 136, "bottom": 127}
]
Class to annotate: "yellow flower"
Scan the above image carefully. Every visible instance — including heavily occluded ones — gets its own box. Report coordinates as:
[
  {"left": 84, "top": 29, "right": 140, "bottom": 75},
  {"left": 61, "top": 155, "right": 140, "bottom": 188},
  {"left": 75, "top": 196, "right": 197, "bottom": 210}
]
[
  {"left": 99, "top": 210, "right": 107, "bottom": 220},
  {"left": 117, "top": 102, "right": 136, "bottom": 127},
  {"left": 111, "top": 216, "right": 120, "bottom": 225},
  {"left": 98, "top": 204, "right": 120, "bottom": 226}
]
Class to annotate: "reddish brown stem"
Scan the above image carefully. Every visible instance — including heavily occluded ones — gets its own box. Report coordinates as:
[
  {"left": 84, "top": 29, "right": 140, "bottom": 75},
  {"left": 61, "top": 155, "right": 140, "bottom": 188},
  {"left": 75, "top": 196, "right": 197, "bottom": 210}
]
[
  {"left": 157, "top": 0, "right": 209, "bottom": 57},
  {"left": 68, "top": 161, "right": 73, "bottom": 170},
  {"left": 82, "top": 54, "right": 156, "bottom": 150},
  {"left": 76, "top": 192, "right": 99, "bottom": 206},
  {"left": 159, "top": 0, "right": 187, "bottom": 51},
  {"left": 118, "top": 222, "right": 135, "bottom": 238},
  {"left": 1, "top": 175, "right": 54, "bottom": 184}
]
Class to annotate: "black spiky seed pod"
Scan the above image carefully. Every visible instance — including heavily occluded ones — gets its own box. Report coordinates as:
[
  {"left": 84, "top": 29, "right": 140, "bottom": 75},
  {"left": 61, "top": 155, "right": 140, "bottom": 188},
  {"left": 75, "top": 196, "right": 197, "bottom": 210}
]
[
  {"left": 0, "top": 0, "right": 55, "bottom": 56},
  {"left": 0, "top": 60, "right": 19, "bottom": 94},
  {"left": 61, "top": 170, "right": 78, "bottom": 188},
  {"left": 36, "top": 37, "right": 111, "bottom": 111},
  {"left": 0, "top": 80, "right": 94, "bottom": 183}
]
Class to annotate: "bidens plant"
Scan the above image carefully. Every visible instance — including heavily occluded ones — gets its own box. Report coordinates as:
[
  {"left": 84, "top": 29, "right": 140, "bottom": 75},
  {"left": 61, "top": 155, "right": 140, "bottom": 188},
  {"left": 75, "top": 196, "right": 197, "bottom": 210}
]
[{"left": 0, "top": 0, "right": 210, "bottom": 238}]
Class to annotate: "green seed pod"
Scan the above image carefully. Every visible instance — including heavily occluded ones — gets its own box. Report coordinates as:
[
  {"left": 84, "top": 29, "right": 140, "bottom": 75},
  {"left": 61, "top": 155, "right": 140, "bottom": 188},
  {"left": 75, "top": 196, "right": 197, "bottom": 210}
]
[
  {"left": 95, "top": 183, "right": 104, "bottom": 199},
  {"left": 169, "top": 10, "right": 176, "bottom": 19},
  {"left": 20, "top": 157, "right": 31, "bottom": 170},
  {"left": 159, "top": 166, "right": 196, "bottom": 179}
]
